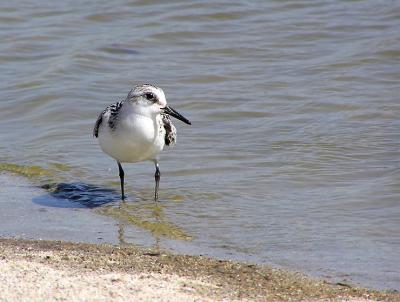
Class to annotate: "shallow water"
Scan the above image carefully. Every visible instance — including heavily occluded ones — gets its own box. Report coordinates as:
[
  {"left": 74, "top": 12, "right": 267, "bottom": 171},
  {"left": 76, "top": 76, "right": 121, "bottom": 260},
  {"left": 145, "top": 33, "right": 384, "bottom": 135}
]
[{"left": 0, "top": 0, "right": 399, "bottom": 290}]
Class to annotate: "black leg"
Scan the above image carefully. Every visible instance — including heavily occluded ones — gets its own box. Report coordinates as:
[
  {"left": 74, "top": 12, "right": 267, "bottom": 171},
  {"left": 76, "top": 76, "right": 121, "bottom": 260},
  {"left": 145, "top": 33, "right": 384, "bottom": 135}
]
[
  {"left": 117, "top": 161, "right": 126, "bottom": 200},
  {"left": 154, "top": 162, "right": 160, "bottom": 202}
]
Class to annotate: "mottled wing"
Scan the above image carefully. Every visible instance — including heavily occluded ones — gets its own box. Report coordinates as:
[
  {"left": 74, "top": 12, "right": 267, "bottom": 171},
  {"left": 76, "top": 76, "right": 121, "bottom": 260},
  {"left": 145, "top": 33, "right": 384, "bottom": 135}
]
[
  {"left": 162, "top": 114, "right": 177, "bottom": 146},
  {"left": 107, "top": 101, "right": 124, "bottom": 130},
  {"left": 93, "top": 101, "right": 124, "bottom": 137},
  {"left": 93, "top": 112, "right": 103, "bottom": 138}
]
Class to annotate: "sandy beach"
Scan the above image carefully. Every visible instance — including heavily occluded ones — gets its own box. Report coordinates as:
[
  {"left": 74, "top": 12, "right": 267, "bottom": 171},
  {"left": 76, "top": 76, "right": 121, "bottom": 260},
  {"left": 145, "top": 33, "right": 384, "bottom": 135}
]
[{"left": 0, "top": 238, "right": 398, "bottom": 302}]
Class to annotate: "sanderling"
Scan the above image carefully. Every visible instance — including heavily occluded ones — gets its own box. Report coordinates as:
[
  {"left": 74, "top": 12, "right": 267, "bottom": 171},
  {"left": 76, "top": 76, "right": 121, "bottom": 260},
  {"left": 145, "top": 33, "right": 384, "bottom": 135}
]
[{"left": 93, "top": 84, "right": 191, "bottom": 201}]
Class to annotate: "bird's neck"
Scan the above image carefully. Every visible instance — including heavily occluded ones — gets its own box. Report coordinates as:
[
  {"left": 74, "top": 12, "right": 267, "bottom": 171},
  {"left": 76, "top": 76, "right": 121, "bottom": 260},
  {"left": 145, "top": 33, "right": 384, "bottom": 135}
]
[{"left": 123, "top": 102, "right": 158, "bottom": 120}]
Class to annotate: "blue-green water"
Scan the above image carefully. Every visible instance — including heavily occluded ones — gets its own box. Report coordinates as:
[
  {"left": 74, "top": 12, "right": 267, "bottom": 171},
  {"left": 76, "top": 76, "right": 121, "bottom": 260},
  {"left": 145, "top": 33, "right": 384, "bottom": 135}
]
[{"left": 0, "top": 1, "right": 399, "bottom": 290}]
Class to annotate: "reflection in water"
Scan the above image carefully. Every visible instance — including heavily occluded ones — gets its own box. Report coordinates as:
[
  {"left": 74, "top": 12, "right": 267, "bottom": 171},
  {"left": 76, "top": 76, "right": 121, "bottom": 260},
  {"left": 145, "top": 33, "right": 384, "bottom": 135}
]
[
  {"left": 116, "top": 200, "right": 162, "bottom": 251},
  {"left": 37, "top": 181, "right": 192, "bottom": 242},
  {"left": 96, "top": 200, "right": 192, "bottom": 241},
  {"left": 118, "top": 222, "right": 126, "bottom": 245}
]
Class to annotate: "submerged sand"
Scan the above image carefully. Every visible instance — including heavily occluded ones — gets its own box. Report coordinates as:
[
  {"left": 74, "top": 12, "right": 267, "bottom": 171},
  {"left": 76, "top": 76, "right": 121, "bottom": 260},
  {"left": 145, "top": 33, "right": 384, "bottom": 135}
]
[{"left": 0, "top": 238, "right": 398, "bottom": 302}]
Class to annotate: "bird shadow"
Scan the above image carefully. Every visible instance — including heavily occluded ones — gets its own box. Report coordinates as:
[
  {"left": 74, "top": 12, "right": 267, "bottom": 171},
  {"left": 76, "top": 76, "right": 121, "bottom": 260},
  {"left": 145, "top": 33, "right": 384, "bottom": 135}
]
[
  {"left": 32, "top": 181, "right": 193, "bottom": 241},
  {"left": 33, "top": 182, "right": 121, "bottom": 209}
]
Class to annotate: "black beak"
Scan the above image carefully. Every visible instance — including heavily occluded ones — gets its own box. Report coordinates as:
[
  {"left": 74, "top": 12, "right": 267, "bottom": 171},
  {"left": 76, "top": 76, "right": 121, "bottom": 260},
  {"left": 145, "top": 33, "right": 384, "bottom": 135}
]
[{"left": 162, "top": 106, "right": 191, "bottom": 125}]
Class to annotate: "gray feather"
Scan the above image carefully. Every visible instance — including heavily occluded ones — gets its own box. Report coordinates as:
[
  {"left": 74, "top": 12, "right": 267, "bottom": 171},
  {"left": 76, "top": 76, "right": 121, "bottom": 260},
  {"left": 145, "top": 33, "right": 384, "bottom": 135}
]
[{"left": 162, "top": 114, "right": 177, "bottom": 146}]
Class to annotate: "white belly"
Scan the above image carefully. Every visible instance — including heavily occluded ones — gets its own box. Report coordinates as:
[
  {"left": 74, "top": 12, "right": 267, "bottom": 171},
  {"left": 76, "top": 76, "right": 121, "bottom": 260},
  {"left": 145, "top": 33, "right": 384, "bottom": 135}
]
[{"left": 98, "top": 114, "right": 165, "bottom": 163}]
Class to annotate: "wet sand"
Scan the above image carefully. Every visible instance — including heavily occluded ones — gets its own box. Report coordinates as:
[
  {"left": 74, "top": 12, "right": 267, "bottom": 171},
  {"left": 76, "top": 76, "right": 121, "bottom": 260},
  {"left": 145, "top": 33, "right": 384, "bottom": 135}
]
[{"left": 0, "top": 238, "right": 398, "bottom": 302}]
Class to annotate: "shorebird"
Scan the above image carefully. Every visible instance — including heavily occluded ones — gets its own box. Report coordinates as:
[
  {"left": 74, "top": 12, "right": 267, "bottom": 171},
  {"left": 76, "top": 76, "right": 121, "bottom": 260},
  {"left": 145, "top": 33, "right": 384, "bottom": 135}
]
[{"left": 93, "top": 84, "right": 191, "bottom": 201}]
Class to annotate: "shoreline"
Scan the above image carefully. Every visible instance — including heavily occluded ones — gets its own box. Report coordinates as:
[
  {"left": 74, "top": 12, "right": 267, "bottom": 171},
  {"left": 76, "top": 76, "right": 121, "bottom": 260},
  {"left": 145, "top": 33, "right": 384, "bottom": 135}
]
[{"left": 0, "top": 238, "right": 398, "bottom": 302}]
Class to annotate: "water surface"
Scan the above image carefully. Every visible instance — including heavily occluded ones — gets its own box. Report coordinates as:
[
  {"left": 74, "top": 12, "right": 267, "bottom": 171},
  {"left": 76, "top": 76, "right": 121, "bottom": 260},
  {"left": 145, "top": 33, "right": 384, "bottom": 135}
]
[{"left": 0, "top": 0, "right": 399, "bottom": 290}]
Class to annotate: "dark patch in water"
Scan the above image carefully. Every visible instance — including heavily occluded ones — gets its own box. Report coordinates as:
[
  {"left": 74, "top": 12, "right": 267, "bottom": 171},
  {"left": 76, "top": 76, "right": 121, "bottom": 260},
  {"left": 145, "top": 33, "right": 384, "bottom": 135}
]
[
  {"left": 99, "top": 44, "right": 140, "bottom": 55},
  {"left": 36, "top": 183, "right": 121, "bottom": 208}
]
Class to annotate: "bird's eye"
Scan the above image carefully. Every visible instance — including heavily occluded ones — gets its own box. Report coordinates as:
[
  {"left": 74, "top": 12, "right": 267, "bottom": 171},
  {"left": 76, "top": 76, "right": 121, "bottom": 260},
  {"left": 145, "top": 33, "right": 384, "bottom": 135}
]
[{"left": 144, "top": 93, "right": 156, "bottom": 101}]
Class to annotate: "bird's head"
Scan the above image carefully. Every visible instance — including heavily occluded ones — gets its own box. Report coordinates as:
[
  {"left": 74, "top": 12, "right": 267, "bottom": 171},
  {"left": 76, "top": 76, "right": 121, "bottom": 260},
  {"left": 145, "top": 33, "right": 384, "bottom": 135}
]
[{"left": 126, "top": 84, "right": 191, "bottom": 125}]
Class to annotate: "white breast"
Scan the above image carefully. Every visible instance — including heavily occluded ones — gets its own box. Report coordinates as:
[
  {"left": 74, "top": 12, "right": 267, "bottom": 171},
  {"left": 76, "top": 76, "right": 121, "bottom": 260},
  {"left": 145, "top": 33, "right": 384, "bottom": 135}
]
[{"left": 98, "top": 113, "right": 165, "bottom": 163}]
